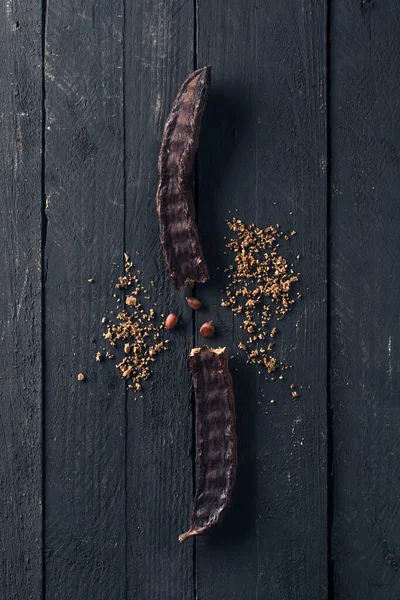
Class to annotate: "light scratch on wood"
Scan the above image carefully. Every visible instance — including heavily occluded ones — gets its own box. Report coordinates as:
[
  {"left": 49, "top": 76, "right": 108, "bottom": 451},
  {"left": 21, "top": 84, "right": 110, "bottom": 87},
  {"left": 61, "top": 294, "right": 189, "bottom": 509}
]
[
  {"left": 6, "top": 0, "right": 12, "bottom": 21},
  {"left": 16, "top": 267, "right": 29, "bottom": 322}
]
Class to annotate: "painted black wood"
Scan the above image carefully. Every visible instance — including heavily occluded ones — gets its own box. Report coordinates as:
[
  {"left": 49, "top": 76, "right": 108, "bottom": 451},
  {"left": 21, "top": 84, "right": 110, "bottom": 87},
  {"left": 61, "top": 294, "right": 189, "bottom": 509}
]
[
  {"left": 124, "top": 2, "right": 195, "bottom": 598},
  {"left": 195, "top": 2, "right": 328, "bottom": 599},
  {"left": 330, "top": 2, "right": 400, "bottom": 598},
  {"left": 3, "top": 0, "right": 400, "bottom": 598},
  {"left": 43, "top": 1, "right": 126, "bottom": 598},
  {"left": 0, "top": 2, "right": 43, "bottom": 598}
]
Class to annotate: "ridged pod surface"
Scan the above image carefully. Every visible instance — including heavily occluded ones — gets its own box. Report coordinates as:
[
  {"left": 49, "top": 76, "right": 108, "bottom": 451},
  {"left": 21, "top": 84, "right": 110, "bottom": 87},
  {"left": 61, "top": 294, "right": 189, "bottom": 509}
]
[
  {"left": 179, "top": 346, "right": 237, "bottom": 541},
  {"left": 156, "top": 67, "right": 210, "bottom": 289}
]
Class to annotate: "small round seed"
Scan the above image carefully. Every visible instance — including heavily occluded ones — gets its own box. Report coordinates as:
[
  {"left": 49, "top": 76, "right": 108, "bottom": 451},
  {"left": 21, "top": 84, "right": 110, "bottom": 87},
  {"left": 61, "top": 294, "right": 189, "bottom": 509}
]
[
  {"left": 186, "top": 297, "right": 201, "bottom": 310},
  {"left": 199, "top": 321, "right": 215, "bottom": 338},
  {"left": 165, "top": 313, "right": 178, "bottom": 330}
]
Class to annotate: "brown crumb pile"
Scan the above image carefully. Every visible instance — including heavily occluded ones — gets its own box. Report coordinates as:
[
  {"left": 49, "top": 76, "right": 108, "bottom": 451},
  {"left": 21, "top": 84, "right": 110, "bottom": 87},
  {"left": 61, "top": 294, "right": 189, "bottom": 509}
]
[
  {"left": 101, "top": 254, "right": 169, "bottom": 396},
  {"left": 221, "top": 218, "right": 300, "bottom": 380}
]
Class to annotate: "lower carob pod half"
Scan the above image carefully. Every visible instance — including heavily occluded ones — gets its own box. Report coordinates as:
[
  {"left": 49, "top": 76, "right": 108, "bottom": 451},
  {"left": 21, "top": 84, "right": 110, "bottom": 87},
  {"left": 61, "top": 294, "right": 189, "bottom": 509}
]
[{"left": 179, "top": 346, "right": 237, "bottom": 542}]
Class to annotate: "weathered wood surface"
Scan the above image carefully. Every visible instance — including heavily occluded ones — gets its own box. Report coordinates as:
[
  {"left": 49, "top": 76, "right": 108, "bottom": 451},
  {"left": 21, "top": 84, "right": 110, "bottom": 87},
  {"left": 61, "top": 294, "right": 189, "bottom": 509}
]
[
  {"left": 44, "top": 1, "right": 126, "bottom": 598},
  {"left": 195, "top": 2, "right": 328, "bottom": 599},
  {"left": 330, "top": 2, "right": 400, "bottom": 598},
  {"left": 0, "top": 2, "right": 43, "bottom": 598},
  {"left": 1, "top": 0, "right": 400, "bottom": 598},
  {"left": 124, "top": 1, "right": 195, "bottom": 598}
]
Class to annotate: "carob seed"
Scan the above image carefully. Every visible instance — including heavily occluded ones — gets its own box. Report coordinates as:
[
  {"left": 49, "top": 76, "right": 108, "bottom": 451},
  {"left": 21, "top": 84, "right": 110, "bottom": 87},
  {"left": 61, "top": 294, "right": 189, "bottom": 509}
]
[
  {"left": 179, "top": 346, "right": 237, "bottom": 542},
  {"left": 186, "top": 297, "right": 201, "bottom": 310},
  {"left": 156, "top": 67, "right": 211, "bottom": 289},
  {"left": 165, "top": 313, "right": 178, "bottom": 330},
  {"left": 199, "top": 321, "right": 214, "bottom": 338}
]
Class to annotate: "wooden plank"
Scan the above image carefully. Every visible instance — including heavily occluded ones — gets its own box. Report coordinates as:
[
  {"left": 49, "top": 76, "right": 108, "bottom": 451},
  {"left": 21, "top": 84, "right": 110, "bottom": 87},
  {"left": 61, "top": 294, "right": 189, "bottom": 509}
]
[
  {"left": 44, "top": 1, "right": 126, "bottom": 598},
  {"left": 0, "top": 2, "right": 43, "bottom": 598},
  {"left": 330, "top": 2, "right": 400, "bottom": 598},
  {"left": 124, "top": 1, "right": 195, "bottom": 597},
  {"left": 195, "top": 2, "right": 328, "bottom": 599}
]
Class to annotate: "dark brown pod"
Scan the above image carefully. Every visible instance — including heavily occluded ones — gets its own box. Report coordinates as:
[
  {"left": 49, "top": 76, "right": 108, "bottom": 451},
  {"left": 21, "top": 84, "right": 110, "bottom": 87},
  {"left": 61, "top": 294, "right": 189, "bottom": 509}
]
[
  {"left": 179, "top": 346, "right": 237, "bottom": 542},
  {"left": 156, "top": 67, "right": 211, "bottom": 289}
]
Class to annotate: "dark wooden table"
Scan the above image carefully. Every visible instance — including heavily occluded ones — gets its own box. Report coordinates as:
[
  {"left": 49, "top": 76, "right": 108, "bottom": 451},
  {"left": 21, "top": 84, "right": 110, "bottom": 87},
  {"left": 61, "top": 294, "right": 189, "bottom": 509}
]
[{"left": 2, "top": 1, "right": 400, "bottom": 598}]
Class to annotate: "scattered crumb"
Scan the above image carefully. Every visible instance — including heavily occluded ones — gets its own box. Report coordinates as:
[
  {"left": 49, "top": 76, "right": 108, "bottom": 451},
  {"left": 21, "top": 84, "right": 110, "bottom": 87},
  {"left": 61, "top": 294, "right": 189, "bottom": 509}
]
[
  {"left": 88, "top": 278, "right": 95, "bottom": 283},
  {"left": 95, "top": 352, "right": 103, "bottom": 362},
  {"left": 126, "top": 295, "right": 138, "bottom": 307},
  {"left": 292, "top": 391, "right": 299, "bottom": 398},
  {"left": 99, "top": 254, "right": 169, "bottom": 397},
  {"left": 77, "top": 373, "right": 85, "bottom": 381},
  {"left": 332, "top": 184, "right": 343, "bottom": 197},
  {"left": 270, "top": 399, "right": 275, "bottom": 404},
  {"left": 221, "top": 217, "right": 300, "bottom": 384}
]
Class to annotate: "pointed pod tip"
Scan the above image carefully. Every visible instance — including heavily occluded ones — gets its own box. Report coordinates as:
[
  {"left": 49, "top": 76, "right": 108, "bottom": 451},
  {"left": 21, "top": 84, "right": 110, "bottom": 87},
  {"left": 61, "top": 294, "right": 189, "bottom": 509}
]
[
  {"left": 178, "top": 530, "right": 198, "bottom": 542},
  {"left": 197, "top": 65, "right": 211, "bottom": 82}
]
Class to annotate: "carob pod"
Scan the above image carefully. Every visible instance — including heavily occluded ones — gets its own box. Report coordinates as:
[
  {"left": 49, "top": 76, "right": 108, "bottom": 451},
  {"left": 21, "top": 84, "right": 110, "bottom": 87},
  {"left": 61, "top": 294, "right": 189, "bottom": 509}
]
[
  {"left": 156, "top": 67, "right": 211, "bottom": 289},
  {"left": 179, "top": 346, "right": 237, "bottom": 542}
]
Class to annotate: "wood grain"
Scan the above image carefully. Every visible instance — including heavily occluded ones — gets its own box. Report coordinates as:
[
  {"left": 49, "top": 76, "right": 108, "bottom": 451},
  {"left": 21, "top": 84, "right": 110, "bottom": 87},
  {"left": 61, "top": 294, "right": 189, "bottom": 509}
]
[
  {"left": 330, "top": 2, "right": 400, "bottom": 598},
  {"left": 3, "top": 0, "right": 400, "bottom": 597},
  {"left": 44, "top": 1, "right": 126, "bottom": 598},
  {"left": 124, "top": 1, "right": 195, "bottom": 598},
  {"left": 195, "top": 1, "right": 328, "bottom": 598},
  {"left": 0, "top": 1, "right": 43, "bottom": 597}
]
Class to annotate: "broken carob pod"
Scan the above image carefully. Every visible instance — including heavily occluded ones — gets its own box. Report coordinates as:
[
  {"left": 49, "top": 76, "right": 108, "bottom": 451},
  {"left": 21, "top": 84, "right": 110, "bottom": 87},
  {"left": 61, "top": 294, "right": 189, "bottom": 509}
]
[
  {"left": 156, "top": 67, "right": 211, "bottom": 289},
  {"left": 179, "top": 346, "right": 237, "bottom": 542}
]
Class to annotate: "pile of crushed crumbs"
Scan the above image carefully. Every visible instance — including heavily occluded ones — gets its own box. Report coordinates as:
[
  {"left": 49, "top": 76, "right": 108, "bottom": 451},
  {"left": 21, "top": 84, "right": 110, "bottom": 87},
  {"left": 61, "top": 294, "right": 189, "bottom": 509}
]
[
  {"left": 99, "top": 253, "right": 169, "bottom": 398},
  {"left": 93, "top": 220, "right": 301, "bottom": 402},
  {"left": 221, "top": 218, "right": 301, "bottom": 387}
]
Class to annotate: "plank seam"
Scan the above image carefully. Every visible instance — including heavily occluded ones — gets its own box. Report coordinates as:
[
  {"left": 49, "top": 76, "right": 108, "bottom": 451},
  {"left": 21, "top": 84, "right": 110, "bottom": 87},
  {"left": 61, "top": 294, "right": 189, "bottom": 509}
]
[
  {"left": 41, "top": 0, "right": 48, "bottom": 596},
  {"left": 193, "top": 1, "right": 198, "bottom": 598},
  {"left": 122, "top": 0, "right": 128, "bottom": 595},
  {"left": 326, "top": 0, "right": 334, "bottom": 597},
  {"left": 40, "top": 0, "right": 48, "bottom": 600}
]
